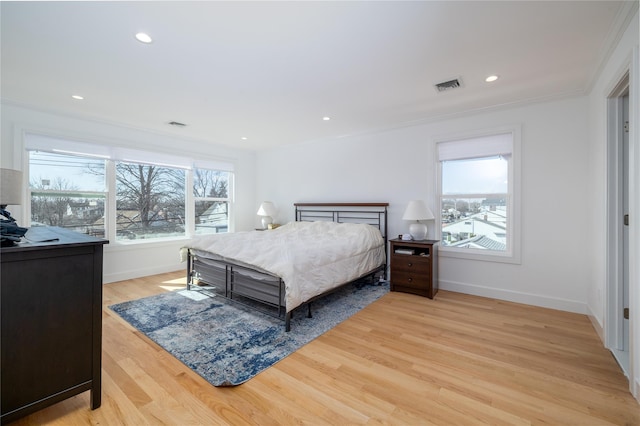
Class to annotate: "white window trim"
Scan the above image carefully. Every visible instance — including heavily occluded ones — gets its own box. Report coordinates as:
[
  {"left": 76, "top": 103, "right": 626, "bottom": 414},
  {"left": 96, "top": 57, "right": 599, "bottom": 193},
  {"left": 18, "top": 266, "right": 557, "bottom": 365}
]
[
  {"left": 21, "top": 130, "right": 236, "bottom": 245},
  {"left": 191, "top": 169, "right": 234, "bottom": 236},
  {"left": 434, "top": 125, "right": 522, "bottom": 264}
]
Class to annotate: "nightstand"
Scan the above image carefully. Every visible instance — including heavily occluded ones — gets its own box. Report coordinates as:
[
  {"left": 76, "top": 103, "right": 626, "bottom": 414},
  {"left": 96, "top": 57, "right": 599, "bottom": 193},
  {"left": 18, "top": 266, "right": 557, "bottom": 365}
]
[{"left": 389, "top": 238, "right": 439, "bottom": 298}]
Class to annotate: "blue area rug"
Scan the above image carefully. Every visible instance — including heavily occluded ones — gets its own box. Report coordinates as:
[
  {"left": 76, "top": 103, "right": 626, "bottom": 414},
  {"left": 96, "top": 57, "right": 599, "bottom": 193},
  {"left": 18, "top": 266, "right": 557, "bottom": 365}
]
[{"left": 109, "top": 280, "right": 389, "bottom": 386}]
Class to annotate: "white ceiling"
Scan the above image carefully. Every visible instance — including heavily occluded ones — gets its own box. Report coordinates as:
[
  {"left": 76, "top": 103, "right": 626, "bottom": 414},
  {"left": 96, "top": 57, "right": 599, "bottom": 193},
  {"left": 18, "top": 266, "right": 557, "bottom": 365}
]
[{"left": 1, "top": 1, "right": 634, "bottom": 151}]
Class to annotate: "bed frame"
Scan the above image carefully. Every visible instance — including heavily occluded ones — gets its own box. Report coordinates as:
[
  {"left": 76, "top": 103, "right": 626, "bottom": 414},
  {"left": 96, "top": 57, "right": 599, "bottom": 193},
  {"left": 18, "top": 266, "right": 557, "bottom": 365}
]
[{"left": 186, "top": 202, "right": 388, "bottom": 331}]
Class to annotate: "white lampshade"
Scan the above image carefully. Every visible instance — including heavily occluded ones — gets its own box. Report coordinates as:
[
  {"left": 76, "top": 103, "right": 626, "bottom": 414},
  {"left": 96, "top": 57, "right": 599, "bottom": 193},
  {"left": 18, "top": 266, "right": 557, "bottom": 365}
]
[
  {"left": 402, "top": 200, "right": 433, "bottom": 221},
  {"left": 0, "top": 168, "right": 23, "bottom": 206},
  {"left": 257, "top": 201, "right": 276, "bottom": 229},
  {"left": 257, "top": 201, "right": 276, "bottom": 216},
  {"left": 402, "top": 200, "right": 434, "bottom": 241}
]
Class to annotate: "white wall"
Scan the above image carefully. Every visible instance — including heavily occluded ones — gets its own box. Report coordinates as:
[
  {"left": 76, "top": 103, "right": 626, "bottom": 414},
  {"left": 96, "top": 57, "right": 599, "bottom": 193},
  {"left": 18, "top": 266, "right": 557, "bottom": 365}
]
[
  {"left": 0, "top": 103, "right": 257, "bottom": 283},
  {"left": 257, "top": 96, "right": 591, "bottom": 314}
]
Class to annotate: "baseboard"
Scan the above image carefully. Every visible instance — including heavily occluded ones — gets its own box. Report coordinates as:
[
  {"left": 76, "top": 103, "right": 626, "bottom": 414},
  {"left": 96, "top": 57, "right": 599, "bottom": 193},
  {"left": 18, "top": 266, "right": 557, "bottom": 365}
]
[
  {"left": 439, "top": 279, "right": 588, "bottom": 314},
  {"left": 587, "top": 305, "right": 605, "bottom": 343},
  {"left": 104, "top": 263, "right": 184, "bottom": 284}
]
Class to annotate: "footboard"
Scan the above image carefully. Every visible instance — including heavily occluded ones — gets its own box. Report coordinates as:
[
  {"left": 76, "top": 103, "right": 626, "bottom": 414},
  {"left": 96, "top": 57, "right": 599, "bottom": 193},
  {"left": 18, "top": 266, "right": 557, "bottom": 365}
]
[{"left": 187, "top": 251, "right": 288, "bottom": 324}]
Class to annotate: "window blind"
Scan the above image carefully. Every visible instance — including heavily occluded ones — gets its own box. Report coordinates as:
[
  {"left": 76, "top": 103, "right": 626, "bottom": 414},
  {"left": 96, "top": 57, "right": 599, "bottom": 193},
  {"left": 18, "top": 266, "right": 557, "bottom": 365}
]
[
  {"left": 25, "top": 133, "right": 234, "bottom": 171},
  {"left": 438, "top": 132, "right": 512, "bottom": 162}
]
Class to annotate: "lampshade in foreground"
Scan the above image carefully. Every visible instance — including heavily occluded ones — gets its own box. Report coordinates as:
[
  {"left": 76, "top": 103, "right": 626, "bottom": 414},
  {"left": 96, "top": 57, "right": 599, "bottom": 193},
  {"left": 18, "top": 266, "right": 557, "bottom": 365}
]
[
  {"left": 1, "top": 168, "right": 23, "bottom": 223},
  {"left": 1, "top": 168, "right": 22, "bottom": 206},
  {"left": 402, "top": 200, "right": 434, "bottom": 240}
]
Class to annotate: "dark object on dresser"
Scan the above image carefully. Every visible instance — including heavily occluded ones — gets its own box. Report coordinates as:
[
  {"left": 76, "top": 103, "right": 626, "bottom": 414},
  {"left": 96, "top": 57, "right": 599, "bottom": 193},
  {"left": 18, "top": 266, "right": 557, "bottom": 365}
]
[
  {"left": 0, "top": 222, "right": 27, "bottom": 247},
  {"left": 390, "top": 238, "right": 439, "bottom": 298},
  {"left": 1, "top": 227, "right": 108, "bottom": 425}
]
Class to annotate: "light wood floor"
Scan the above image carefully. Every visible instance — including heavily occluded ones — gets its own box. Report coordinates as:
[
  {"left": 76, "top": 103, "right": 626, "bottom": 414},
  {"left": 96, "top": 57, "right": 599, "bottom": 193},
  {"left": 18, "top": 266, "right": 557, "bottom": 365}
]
[{"left": 11, "top": 271, "right": 640, "bottom": 425}]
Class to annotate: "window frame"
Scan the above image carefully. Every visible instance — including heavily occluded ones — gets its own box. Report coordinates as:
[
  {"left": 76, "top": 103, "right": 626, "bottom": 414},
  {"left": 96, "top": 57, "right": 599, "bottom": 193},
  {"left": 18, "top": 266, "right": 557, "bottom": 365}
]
[
  {"left": 435, "top": 126, "right": 521, "bottom": 264},
  {"left": 112, "top": 160, "right": 188, "bottom": 242},
  {"left": 23, "top": 132, "right": 235, "bottom": 245},
  {"left": 27, "top": 150, "right": 109, "bottom": 236},
  {"left": 192, "top": 167, "right": 234, "bottom": 236}
]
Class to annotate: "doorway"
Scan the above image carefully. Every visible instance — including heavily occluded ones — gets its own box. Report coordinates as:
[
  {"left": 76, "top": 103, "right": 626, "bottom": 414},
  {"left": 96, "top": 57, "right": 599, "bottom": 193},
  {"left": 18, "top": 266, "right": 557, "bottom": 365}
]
[{"left": 606, "top": 73, "right": 630, "bottom": 376}]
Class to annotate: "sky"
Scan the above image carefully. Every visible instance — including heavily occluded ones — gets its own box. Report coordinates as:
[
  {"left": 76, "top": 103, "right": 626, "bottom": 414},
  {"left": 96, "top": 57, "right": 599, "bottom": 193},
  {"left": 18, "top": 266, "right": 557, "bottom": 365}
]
[
  {"left": 442, "top": 156, "right": 508, "bottom": 195},
  {"left": 29, "top": 151, "right": 105, "bottom": 192}
]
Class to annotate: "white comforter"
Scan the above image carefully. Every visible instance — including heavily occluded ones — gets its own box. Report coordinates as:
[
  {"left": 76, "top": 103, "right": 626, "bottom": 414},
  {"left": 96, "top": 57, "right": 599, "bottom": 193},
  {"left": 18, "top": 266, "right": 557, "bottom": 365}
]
[{"left": 180, "top": 221, "right": 385, "bottom": 312}]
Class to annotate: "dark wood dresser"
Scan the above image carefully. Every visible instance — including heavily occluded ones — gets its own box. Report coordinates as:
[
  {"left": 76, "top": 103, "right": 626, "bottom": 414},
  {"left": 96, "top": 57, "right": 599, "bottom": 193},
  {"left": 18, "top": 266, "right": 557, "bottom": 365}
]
[
  {"left": 389, "top": 238, "right": 439, "bottom": 298},
  {"left": 1, "top": 227, "right": 108, "bottom": 424}
]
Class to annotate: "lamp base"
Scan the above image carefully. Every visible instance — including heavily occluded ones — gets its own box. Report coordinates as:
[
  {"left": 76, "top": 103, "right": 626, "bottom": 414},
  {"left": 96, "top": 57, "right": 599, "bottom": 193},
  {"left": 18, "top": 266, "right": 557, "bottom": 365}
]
[
  {"left": 409, "top": 223, "right": 427, "bottom": 241},
  {"left": 261, "top": 216, "right": 273, "bottom": 229}
]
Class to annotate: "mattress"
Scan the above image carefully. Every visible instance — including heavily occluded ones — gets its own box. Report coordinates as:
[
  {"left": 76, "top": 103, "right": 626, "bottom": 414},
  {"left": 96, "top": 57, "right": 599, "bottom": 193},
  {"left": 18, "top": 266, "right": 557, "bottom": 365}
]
[{"left": 181, "top": 221, "right": 385, "bottom": 311}]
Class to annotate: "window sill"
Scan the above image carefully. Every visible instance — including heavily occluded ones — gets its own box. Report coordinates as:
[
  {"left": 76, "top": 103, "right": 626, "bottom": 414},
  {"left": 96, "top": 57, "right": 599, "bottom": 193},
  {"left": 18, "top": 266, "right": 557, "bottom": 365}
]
[
  {"left": 439, "top": 246, "right": 521, "bottom": 265},
  {"left": 104, "top": 236, "right": 191, "bottom": 252}
]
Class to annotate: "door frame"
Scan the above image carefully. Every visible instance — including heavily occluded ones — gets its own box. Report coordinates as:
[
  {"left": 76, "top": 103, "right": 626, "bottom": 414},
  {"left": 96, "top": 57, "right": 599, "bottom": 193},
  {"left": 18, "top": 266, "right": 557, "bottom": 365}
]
[
  {"left": 605, "top": 47, "right": 639, "bottom": 401},
  {"left": 606, "top": 74, "right": 629, "bottom": 367}
]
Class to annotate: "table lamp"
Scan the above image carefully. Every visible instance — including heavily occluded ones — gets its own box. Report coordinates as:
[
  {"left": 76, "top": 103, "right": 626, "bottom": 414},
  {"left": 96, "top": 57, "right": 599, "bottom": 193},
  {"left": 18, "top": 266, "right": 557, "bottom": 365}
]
[
  {"left": 402, "top": 200, "right": 434, "bottom": 241},
  {"left": 257, "top": 201, "right": 276, "bottom": 229}
]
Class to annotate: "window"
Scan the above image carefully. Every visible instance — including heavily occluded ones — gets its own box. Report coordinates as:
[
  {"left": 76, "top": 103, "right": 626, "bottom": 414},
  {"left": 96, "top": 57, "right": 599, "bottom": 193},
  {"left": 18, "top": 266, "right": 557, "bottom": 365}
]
[
  {"left": 115, "top": 162, "right": 186, "bottom": 241},
  {"left": 193, "top": 168, "right": 231, "bottom": 235},
  {"left": 29, "top": 151, "right": 107, "bottom": 237},
  {"left": 437, "top": 131, "right": 520, "bottom": 262},
  {"left": 25, "top": 133, "right": 234, "bottom": 243}
]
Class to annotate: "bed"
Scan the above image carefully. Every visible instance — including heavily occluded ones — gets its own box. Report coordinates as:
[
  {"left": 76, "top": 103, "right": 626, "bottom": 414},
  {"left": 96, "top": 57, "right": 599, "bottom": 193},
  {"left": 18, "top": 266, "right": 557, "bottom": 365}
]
[{"left": 181, "top": 203, "right": 388, "bottom": 331}]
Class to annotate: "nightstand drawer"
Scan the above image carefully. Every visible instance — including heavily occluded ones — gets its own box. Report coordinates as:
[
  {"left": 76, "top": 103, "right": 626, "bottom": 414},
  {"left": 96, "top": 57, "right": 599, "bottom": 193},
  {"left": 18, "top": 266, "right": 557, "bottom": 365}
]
[
  {"left": 390, "top": 270, "right": 430, "bottom": 289},
  {"left": 390, "top": 254, "right": 430, "bottom": 274}
]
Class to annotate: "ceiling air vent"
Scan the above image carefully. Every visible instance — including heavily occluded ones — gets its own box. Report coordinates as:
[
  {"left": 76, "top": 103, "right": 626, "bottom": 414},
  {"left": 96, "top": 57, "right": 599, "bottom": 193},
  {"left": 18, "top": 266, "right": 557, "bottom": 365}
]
[
  {"left": 168, "top": 121, "right": 187, "bottom": 127},
  {"left": 434, "top": 77, "right": 463, "bottom": 93}
]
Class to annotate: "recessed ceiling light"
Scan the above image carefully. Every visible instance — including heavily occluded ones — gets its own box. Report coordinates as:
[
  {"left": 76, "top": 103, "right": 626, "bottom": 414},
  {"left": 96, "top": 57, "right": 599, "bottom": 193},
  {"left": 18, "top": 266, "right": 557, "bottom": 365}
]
[
  {"left": 71, "top": 95, "right": 84, "bottom": 100},
  {"left": 485, "top": 75, "right": 499, "bottom": 83},
  {"left": 241, "top": 137, "right": 248, "bottom": 140},
  {"left": 322, "top": 116, "right": 331, "bottom": 121},
  {"left": 135, "top": 32, "right": 153, "bottom": 44}
]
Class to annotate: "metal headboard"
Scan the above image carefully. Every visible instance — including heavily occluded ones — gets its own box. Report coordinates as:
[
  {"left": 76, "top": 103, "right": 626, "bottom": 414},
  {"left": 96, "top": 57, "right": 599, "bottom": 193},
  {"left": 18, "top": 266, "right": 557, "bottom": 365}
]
[
  {"left": 294, "top": 203, "right": 388, "bottom": 240},
  {"left": 294, "top": 203, "right": 389, "bottom": 280}
]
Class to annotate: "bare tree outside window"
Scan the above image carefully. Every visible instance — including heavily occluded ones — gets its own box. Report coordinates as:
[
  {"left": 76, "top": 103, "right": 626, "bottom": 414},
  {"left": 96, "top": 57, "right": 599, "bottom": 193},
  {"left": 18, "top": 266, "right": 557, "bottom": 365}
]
[
  {"left": 115, "top": 163, "right": 185, "bottom": 240},
  {"left": 30, "top": 177, "right": 76, "bottom": 227},
  {"left": 194, "top": 168, "right": 228, "bottom": 198}
]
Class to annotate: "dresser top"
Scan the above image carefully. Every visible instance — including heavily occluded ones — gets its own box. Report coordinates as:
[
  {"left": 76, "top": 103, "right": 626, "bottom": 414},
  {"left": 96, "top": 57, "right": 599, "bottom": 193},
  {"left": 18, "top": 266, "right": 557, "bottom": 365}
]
[{"left": 2, "top": 226, "right": 108, "bottom": 252}]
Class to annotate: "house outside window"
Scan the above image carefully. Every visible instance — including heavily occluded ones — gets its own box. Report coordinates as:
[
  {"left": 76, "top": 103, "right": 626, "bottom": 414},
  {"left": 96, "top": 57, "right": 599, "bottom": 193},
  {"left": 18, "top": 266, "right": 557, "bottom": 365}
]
[{"left": 437, "top": 130, "right": 520, "bottom": 263}]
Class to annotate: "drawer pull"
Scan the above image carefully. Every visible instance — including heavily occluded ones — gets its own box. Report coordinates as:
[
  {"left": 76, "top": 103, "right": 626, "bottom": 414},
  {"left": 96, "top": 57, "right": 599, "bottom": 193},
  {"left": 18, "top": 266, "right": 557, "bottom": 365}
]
[
  {"left": 408, "top": 278, "right": 412, "bottom": 282},
  {"left": 408, "top": 263, "right": 412, "bottom": 267}
]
